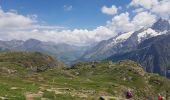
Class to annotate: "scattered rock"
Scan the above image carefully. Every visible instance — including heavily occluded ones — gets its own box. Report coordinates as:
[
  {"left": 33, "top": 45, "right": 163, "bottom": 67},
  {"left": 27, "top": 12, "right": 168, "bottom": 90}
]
[
  {"left": 152, "top": 80, "right": 161, "bottom": 85},
  {"left": 0, "top": 96, "right": 7, "bottom": 100},
  {"left": 75, "top": 72, "right": 79, "bottom": 76},
  {"left": 25, "top": 92, "right": 43, "bottom": 100},
  {"left": 10, "top": 87, "right": 18, "bottom": 90},
  {"left": 127, "top": 76, "right": 133, "bottom": 81},
  {"left": 91, "top": 64, "right": 96, "bottom": 68},
  {"left": 99, "top": 96, "right": 117, "bottom": 100}
]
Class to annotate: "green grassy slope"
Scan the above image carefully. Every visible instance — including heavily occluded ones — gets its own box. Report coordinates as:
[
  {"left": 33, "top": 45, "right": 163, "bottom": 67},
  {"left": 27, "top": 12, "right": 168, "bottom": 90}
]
[{"left": 0, "top": 52, "right": 170, "bottom": 100}]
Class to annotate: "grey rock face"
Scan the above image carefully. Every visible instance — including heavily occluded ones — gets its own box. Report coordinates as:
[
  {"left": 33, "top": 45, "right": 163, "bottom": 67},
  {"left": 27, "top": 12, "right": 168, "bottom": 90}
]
[
  {"left": 152, "top": 18, "right": 170, "bottom": 32},
  {"left": 108, "top": 32, "right": 170, "bottom": 78}
]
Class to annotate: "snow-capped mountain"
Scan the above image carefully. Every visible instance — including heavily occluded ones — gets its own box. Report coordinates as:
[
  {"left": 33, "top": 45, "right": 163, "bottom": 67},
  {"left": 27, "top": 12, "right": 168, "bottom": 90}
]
[
  {"left": 80, "top": 18, "right": 170, "bottom": 61},
  {"left": 137, "top": 28, "right": 167, "bottom": 43},
  {"left": 107, "top": 32, "right": 170, "bottom": 78}
]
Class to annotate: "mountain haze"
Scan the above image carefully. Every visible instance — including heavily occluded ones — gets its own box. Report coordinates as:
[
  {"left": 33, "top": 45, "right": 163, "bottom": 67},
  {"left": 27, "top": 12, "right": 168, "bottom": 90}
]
[
  {"left": 80, "top": 18, "right": 170, "bottom": 62},
  {"left": 0, "top": 39, "right": 88, "bottom": 64}
]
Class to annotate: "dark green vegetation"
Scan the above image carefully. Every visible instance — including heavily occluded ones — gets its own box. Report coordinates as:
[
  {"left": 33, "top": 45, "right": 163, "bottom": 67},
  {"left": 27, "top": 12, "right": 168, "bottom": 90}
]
[{"left": 0, "top": 52, "right": 170, "bottom": 100}]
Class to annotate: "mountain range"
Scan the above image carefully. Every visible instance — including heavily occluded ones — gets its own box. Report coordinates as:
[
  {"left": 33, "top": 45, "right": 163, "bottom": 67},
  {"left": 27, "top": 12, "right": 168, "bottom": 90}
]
[
  {"left": 1, "top": 18, "right": 170, "bottom": 99},
  {"left": 107, "top": 32, "right": 170, "bottom": 78},
  {"left": 80, "top": 18, "right": 170, "bottom": 61},
  {"left": 78, "top": 18, "right": 170, "bottom": 78},
  {"left": 0, "top": 39, "right": 88, "bottom": 64},
  {"left": 1, "top": 18, "right": 170, "bottom": 79}
]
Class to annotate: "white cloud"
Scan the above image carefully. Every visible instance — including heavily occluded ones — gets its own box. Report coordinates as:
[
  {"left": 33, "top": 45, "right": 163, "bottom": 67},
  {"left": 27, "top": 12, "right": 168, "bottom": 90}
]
[
  {"left": 0, "top": 8, "right": 114, "bottom": 45},
  {"left": 152, "top": 0, "right": 170, "bottom": 18},
  {"left": 101, "top": 5, "right": 118, "bottom": 15},
  {"left": 106, "top": 12, "right": 134, "bottom": 32},
  {"left": 6, "top": 12, "right": 155, "bottom": 46},
  {"left": 106, "top": 11, "right": 156, "bottom": 33},
  {"left": 133, "top": 8, "right": 144, "bottom": 13},
  {"left": 0, "top": 9, "right": 35, "bottom": 30},
  {"left": 63, "top": 5, "right": 73, "bottom": 11},
  {"left": 0, "top": 7, "right": 158, "bottom": 46},
  {"left": 130, "top": 0, "right": 158, "bottom": 9},
  {"left": 0, "top": 0, "right": 169, "bottom": 46},
  {"left": 0, "top": 9, "right": 64, "bottom": 31},
  {"left": 130, "top": 0, "right": 170, "bottom": 18},
  {"left": 1, "top": 27, "right": 113, "bottom": 46},
  {"left": 132, "top": 11, "right": 156, "bottom": 29}
]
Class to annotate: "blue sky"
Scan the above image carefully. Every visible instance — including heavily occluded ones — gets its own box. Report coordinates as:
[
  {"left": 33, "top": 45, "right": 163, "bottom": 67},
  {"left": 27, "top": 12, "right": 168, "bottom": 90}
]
[
  {"left": 0, "top": 0, "right": 169, "bottom": 45},
  {"left": 1, "top": 0, "right": 131, "bottom": 29}
]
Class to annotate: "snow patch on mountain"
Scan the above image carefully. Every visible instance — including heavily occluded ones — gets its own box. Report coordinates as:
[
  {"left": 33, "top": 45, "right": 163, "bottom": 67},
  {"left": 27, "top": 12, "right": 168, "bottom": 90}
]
[
  {"left": 115, "top": 31, "right": 134, "bottom": 42},
  {"left": 137, "top": 28, "right": 166, "bottom": 43},
  {"left": 111, "top": 31, "right": 134, "bottom": 45},
  {"left": 104, "top": 31, "right": 134, "bottom": 50}
]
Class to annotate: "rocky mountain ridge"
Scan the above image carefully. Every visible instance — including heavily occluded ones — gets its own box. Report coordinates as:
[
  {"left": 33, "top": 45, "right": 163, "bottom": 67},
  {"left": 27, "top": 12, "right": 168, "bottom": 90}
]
[{"left": 80, "top": 18, "right": 170, "bottom": 62}]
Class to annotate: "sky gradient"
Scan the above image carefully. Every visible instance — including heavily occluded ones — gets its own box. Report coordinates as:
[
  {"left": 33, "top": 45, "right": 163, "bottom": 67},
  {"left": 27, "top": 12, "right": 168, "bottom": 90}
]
[
  {"left": 0, "top": 0, "right": 170, "bottom": 45},
  {"left": 1, "top": 0, "right": 130, "bottom": 29}
]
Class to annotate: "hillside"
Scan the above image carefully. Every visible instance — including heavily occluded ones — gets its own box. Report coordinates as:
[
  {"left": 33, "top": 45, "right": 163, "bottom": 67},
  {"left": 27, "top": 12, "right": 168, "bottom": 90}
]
[
  {"left": 0, "top": 52, "right": 64, "bottom": 73},
  {"left": 107, "top": 32, "right": 170, "bottom": 79},
  {"left": 0, "top": 53, "right": 170, "bottom": 100}
]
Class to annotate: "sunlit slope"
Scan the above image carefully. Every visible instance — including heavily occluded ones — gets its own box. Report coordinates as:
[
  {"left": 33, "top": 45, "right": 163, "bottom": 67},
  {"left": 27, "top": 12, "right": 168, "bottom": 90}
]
[{"left": 0, "top": 52, "right": 169, "bottom": 99}]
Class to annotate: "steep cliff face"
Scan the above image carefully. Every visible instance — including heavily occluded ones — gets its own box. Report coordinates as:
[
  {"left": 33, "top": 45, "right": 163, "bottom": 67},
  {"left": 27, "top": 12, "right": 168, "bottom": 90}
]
[
  {"left": 152, "top": 18, "right": 170, "bottom": 32},
  {"left": 107, "top": 32, "right": 170, "bottom": 78}
]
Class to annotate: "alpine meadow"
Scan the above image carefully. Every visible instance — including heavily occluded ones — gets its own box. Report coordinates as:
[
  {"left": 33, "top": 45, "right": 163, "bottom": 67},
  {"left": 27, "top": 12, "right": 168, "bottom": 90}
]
[{"left": 0, "top": 0, "right": 170, "bottom": 100}]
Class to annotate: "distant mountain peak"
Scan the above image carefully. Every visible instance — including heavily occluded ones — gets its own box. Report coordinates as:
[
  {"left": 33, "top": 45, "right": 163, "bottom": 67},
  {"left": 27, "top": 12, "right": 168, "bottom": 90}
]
[
  {"left": 117, "top": 32, "right": 124, "bottom": 36},
  {"left": 80, "top": 18, "right": 170, "bottom": 62},
  {"left": 152, "top": 18, "right": 170, "bottom": 31},
  {"left": 25, "top": 38, "right": 41, "bottom": 43},
  {"left": 22, "top": 39, "right": 42, "bottom": 49}
]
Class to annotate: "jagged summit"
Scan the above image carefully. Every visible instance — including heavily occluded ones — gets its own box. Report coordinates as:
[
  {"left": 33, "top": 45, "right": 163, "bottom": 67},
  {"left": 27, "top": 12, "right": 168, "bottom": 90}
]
[
  {"left": 80, "top": 18, "right": 170, "bottom": 62},
  {"left": 152, "top": 18, "right": 170, "bottom": 31}
]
